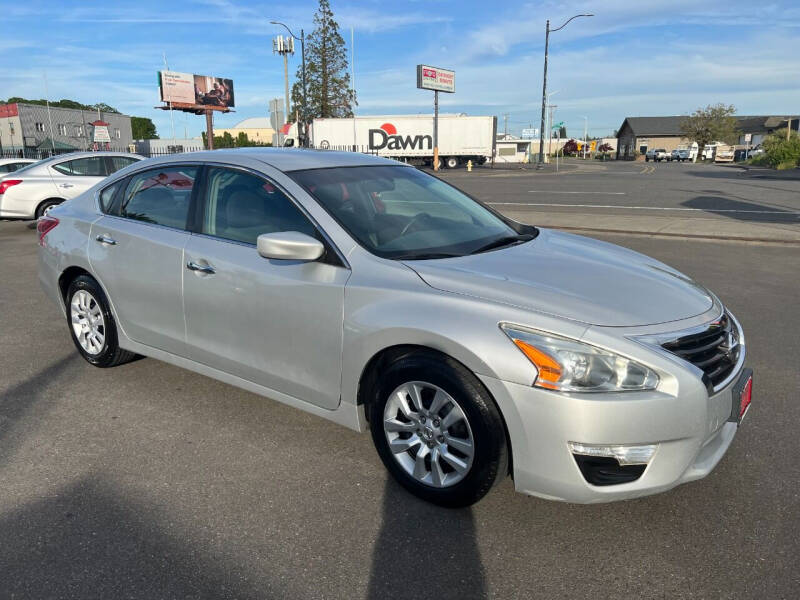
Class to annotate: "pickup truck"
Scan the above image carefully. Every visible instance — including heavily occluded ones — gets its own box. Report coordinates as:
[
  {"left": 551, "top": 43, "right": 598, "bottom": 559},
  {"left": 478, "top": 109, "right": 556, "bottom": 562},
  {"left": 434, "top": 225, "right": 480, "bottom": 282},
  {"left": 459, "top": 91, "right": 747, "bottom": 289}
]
[{"left": 645, "top": 148, "right": 670, "bottom": 162}]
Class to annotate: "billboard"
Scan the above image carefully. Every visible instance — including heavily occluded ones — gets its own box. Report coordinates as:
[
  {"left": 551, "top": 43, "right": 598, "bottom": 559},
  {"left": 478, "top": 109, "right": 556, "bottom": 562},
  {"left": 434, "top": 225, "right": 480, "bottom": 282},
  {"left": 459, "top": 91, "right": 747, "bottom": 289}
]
[
  {"left": 416, "top": 65, "right": 455, "bottom": 93},
  {"left": 159, "top": 71, "right": 235, "bottom": 109}
]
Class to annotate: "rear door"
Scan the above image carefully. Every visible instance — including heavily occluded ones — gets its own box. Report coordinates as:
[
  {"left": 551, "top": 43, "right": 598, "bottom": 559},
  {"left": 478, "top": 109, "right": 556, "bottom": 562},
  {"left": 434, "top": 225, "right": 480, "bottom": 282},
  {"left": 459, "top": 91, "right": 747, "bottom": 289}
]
[
  {"left": 88, "top": 164, "right": 200, "bottom": 356},
  {"left": 50, "top": 156, "right": 109, "bottom": 199},
  {"left": 182, "top": 165, "right": 349, "bottom": 409}
]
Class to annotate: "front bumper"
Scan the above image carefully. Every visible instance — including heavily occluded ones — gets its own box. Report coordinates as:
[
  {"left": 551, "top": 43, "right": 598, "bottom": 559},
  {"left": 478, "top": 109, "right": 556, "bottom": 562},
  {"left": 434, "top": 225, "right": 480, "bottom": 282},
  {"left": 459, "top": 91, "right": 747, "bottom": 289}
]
[{"left": 480, "top": 367, "right": 745, "bottom": 503}]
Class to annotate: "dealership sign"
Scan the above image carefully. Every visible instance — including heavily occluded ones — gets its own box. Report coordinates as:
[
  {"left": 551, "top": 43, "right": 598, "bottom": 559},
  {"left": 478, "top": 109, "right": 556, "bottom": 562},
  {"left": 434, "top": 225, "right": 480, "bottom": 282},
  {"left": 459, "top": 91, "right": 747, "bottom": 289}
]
[{"left": 416, "top": 65, "right": 455, "bottom": 93}]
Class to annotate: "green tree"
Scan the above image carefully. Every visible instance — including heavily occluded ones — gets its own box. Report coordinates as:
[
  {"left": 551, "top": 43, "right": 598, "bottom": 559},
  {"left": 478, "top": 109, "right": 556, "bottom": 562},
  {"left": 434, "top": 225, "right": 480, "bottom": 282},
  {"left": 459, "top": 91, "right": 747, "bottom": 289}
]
[
  {"left": 762, "top": 128, "right": 800, "bottom": 169},
  {"left": 290, "top": 0, "right": 356, "bottom": 123},
  {"left": 680, "top": 104, "right": 739, "bottom": 160},
  {"left": 131, "top": 116, "right": 158, "bottom": 139}
]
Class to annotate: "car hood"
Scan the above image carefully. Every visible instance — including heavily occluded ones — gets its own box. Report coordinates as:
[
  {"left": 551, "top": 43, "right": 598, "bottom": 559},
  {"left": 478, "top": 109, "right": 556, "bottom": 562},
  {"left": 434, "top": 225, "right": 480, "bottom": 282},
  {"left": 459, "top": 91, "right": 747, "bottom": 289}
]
[{"left": 403, "top": 229, "right": 713, "bottom": 327}]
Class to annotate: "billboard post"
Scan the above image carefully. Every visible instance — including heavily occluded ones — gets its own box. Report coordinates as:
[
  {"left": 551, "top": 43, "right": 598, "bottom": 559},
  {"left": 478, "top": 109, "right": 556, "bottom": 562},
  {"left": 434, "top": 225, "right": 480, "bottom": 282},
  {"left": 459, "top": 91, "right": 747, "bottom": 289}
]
[{"left": 417, "top": 64, "right": 455, "bottom": 171}]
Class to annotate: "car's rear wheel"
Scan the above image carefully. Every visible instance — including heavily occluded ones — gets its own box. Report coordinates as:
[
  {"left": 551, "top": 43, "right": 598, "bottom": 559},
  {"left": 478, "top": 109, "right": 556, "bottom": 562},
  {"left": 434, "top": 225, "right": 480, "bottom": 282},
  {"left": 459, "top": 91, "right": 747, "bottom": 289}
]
[
  {"left": 36, "top": 199, "right": 61, "bottom": 219},
  {"left": 369, "top": 351, "right": 508, "bottom": 507},
  {"left": 66, "top": 275, "right": 136, "bottom": 368}
]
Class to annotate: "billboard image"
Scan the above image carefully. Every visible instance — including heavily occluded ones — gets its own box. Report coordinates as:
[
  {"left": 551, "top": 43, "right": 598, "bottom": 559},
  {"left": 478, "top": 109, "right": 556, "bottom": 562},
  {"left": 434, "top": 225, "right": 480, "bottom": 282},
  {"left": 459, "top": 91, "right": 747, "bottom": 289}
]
[
  {"left": 416, "top": 65, "right": 455, "bottom": 93},
  {"left": 159, "top": 71, "right": 235, "bottom": 109}
]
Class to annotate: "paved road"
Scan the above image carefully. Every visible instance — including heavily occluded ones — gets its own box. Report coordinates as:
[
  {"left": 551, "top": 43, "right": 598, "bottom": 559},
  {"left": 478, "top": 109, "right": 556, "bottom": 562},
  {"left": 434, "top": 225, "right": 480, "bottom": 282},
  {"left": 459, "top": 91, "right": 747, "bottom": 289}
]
[
  {"left": 435, "top": 161, "right": 800, "bottom": 243},
  {"left": 1, "top": 219, "right": 798, "bottom": 599}
]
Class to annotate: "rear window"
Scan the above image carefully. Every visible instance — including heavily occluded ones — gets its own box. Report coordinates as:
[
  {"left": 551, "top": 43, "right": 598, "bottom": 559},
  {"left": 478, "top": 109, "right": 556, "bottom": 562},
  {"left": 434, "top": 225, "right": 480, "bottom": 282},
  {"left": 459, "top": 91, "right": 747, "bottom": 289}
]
[{"left": 120, "top": 166, "right": 198, "bottom": 230}]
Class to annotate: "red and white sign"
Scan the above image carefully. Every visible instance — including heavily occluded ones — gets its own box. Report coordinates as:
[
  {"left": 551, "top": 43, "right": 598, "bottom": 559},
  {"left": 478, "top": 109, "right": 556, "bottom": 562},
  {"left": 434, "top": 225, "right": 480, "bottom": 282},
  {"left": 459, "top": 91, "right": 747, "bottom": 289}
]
[{"left": 417, "top": 64, "right": 455, "bottom": 93}]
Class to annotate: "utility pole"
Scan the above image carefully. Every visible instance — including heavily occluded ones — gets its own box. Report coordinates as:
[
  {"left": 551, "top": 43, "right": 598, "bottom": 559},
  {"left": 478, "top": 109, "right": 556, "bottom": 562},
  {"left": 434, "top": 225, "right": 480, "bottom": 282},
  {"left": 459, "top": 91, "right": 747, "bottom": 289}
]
[
  {"left": 273, "top": 34, "right": 295, "bottom": 146},
  {"left": 271, "top": 22, "right": 307, "bottom": 146},
  {"left": 583, "top": 116, "right": 588, "bottom": 159},
  {"left": 536, "top": 13, "right": 593, "bottom": 168},
  {"left": 503, "top": 113, "right": 509, "bottom": 137}
]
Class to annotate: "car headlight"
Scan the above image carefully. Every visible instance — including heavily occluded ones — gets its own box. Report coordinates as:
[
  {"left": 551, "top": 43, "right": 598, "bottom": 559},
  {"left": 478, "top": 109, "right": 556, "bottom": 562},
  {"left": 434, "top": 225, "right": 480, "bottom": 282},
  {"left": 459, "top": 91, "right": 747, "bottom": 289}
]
[{"left": 501, "top": 325, "right": 659, "bottom": 392}]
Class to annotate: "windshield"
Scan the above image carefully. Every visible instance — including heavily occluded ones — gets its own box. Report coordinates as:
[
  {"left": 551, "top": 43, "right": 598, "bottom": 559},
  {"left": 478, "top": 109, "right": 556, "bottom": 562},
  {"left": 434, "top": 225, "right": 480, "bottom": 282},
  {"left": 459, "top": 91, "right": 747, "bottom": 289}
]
[{"left": 290, "top": 165, "right": 523, "bottom": 259}]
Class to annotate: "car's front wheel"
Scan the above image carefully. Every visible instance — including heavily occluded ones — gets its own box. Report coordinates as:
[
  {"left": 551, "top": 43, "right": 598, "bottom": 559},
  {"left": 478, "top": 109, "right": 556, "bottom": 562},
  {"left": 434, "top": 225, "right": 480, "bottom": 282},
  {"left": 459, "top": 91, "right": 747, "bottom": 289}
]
[
  {"left": 369, "top": 351, "right": 508, "bottom": 507},
  {"left": 66, "top": 275, "right": 136, "bottom": 368}
]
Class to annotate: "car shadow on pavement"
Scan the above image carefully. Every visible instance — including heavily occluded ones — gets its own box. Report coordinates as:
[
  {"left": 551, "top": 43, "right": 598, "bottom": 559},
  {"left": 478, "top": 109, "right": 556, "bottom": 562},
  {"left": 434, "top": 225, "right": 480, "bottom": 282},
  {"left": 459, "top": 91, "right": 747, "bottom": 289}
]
[
  {"left": 0, "top": 475, "right": 270, "bottom": 599},
  {"left": 366, "top": 478, "right": 487, "bottom": 600},
  {"left": 681, "top": 195, "right": 800, "bottom": 224},
  {"left": 686, "top": 168, "right": 800, "bottom": 182}
]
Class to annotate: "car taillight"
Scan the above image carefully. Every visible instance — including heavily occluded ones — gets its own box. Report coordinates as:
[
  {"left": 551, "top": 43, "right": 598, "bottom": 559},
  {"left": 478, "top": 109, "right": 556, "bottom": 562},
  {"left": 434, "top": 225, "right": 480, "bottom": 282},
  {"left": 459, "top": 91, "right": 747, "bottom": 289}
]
[
  {"left": 37, "top": 216, "right": 59, "bottom": 246},
  {"left": 0, "top": 179, "right": 22, "bottom": 195}
]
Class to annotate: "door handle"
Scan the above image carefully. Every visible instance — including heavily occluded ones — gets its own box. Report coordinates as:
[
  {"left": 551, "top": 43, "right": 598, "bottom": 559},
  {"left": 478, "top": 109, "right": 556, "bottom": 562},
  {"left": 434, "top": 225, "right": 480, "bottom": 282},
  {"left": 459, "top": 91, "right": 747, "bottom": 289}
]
[
  {"left": 186, "top": 261, "right": 216, "bottom": 275},
  {"left": 95, "top": 234, "right": 117, "bottom": 245},
  {"left": 59, "top": 183, "right": 74, "bottom": 188}
]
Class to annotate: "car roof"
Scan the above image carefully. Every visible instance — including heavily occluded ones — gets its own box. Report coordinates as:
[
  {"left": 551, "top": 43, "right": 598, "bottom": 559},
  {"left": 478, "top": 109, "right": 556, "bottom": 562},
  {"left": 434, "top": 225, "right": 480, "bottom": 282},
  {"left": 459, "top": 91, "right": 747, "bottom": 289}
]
[
  {"left": 139, "top": 147, "right": 405, "bottom": 172},
  {"left": 0, "top": 158, "right": 36, "bottom": 165},
  {"left": 33, "top": 151, "right": 144, "bottom": 166}
]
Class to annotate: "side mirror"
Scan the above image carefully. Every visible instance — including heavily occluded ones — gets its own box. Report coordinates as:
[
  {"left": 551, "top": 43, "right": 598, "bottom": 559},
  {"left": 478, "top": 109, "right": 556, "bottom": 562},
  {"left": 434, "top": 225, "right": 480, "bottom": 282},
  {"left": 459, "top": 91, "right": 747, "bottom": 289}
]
[{"left": 256, "top": 231, "right": 324, "bottom": 261}]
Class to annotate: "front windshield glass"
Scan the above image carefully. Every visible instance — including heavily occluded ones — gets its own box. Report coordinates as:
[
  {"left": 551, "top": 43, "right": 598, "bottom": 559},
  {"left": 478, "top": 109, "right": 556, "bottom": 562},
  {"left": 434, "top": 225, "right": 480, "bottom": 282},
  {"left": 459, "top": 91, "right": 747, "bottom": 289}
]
[{"left": 290, "top": 165, "right": 521, "bottom": 259}]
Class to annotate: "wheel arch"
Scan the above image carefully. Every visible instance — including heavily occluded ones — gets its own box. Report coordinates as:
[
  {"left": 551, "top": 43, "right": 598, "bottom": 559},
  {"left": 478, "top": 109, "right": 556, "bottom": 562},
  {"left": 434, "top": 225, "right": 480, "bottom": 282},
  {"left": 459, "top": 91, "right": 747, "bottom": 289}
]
[
  {"left": 36, "top": 197, "right": 66, "bottom": 218},
  {"left": 355, "top": 343, "right": 514, "bottom": 475}
]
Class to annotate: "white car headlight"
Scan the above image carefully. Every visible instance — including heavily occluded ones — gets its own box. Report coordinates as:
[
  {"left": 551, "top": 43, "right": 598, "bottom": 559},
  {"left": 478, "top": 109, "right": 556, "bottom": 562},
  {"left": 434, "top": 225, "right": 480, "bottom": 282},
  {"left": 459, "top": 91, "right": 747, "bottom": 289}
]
[{"left": 501, "top": 325, "right": 659, "bottom": 392}]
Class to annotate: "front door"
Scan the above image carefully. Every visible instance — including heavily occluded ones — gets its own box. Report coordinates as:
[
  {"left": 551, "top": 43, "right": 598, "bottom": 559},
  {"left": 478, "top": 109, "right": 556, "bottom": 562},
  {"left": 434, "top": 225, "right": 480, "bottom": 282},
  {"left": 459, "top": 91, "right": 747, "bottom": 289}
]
[
  {"left": 50, "top": 155, "right": 109, "bottom": 199},
  {"left": 88, "top": 165, "right": 200, "bottom": 356},
  {"left": 183, "top": 166, "right": 349, "bottom": 410}
]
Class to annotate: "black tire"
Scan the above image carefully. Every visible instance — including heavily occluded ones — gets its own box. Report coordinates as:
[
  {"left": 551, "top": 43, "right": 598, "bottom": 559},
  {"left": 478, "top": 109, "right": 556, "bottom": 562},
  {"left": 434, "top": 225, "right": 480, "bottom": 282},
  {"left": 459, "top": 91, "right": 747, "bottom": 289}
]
[
  {"left": 65, "top": 275, "right": 136, "bottom": 368},
  {"left": 368, "top": 350, "right": 509, "bottom": 508},
  {"left": 445, "top": 156, "right": 459, "bottom": 169},
  {"left": 36, "top": 199, "right": 62, "bottom": 219},
  {"left": 645, "top": 157, "right": 649, "bottom": 162},
  {"left": 431, "top": 156, "right": 443, "bottom": 170}
]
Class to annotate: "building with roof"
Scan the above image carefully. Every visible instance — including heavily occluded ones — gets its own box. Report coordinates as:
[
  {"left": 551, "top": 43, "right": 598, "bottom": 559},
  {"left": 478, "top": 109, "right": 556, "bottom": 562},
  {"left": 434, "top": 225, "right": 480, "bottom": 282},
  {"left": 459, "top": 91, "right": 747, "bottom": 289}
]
[
  {"left": 0, "top": 102, "right": 132, "bottom": 156},
  {"left": 215, "top": 117, "right": 275, "bottom": 145},
  {"left": 615, "top": 115, "right": 799, "bottom": 159}
]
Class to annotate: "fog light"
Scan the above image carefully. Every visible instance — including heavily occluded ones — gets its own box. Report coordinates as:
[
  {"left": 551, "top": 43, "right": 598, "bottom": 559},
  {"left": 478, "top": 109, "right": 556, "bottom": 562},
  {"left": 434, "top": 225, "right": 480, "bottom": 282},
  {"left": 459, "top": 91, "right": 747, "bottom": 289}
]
[{"left": 568, "top": 442, "right": 657, "bottom": 465}]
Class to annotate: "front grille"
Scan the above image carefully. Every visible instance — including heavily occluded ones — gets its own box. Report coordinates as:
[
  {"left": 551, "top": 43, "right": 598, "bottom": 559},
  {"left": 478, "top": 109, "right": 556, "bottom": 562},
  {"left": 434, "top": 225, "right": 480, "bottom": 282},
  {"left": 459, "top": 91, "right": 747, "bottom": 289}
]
[{"left": 661, "top": 313, "right": 742, "bottom": 390}]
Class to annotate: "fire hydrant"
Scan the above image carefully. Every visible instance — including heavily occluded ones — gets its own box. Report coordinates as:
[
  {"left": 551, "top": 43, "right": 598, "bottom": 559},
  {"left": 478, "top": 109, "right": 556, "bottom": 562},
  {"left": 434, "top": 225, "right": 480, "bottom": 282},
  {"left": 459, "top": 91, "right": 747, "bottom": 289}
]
[{"left": 467, "top": 159, "right": 473, "bottom": 172}]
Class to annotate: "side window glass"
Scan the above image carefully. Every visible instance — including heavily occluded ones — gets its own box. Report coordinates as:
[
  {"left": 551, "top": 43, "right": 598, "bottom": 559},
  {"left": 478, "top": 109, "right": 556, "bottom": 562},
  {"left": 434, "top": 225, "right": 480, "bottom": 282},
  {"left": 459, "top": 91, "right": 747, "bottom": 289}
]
[
  {"left": 99, "top": 180, "right": 123, "bottom": 214},
  {"left": 120, "top": 167, "right": 198, "bottom": 229},
  {"left": 52, "top": 161, "right": 74, "bottom": 175},
  {"left": 68, "top": 157, "right": 108, "bottom": 176},
  {"left": 110, "top": 156, "right": 138, "bottom": 173},
  {"left": 201, "top": 168, "right": 317, "bottom": 245}
]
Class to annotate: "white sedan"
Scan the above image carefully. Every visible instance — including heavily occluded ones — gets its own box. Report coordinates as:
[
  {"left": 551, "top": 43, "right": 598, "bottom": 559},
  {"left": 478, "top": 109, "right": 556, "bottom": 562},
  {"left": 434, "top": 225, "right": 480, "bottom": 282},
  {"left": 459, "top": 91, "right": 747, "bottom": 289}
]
[{"left": 0, "top": 152, "right": 142, "bottom": 219}]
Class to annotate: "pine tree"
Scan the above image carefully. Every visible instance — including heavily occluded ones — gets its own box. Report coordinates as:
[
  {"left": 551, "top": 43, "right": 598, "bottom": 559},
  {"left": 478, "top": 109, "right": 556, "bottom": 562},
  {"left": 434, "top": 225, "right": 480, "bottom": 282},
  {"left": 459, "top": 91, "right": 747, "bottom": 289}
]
[{"left": 290, "top": 0, "right": 356, "bottom": 122}]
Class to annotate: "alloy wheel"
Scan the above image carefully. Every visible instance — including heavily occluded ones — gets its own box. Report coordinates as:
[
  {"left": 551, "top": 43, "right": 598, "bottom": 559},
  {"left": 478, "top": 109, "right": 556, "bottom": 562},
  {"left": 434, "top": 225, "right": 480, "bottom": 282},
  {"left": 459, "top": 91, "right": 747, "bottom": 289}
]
[
  {"left": 383, "top": 381, "right": 475, "bottom": 488},
  {"left": 70, "top": 289, "right": 106, "bottom": 355}
]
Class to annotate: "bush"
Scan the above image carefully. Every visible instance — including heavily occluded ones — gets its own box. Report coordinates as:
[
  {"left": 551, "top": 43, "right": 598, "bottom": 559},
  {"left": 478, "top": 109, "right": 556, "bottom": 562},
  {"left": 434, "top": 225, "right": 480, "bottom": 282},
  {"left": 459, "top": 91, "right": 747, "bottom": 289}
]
[
  {"left": 562, "top": 139, "right": 579, "bottom": 155},
  {"left": 762, "top": 129, "right": 800, "bottom": 168},
  {"left": 747, "top": 154, "right": 770, "bottom": 167}
]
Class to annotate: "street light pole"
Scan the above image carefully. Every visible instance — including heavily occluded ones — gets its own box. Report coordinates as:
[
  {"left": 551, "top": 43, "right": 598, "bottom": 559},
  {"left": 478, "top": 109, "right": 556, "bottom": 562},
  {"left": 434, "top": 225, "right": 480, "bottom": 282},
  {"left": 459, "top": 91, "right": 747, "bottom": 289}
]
[
  {"left": 536, "top": 13, "right": 594, "bottom": 169},
  {"left": 271, "top": 21, "right": 308, "bottom": 146}
]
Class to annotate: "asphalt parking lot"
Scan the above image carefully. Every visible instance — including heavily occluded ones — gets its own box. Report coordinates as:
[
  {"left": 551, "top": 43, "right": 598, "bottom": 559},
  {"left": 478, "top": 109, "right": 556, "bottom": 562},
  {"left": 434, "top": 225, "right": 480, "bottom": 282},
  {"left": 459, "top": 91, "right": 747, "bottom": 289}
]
[{"left": 1, "top": 162, "right": 799, "bottom": 599}]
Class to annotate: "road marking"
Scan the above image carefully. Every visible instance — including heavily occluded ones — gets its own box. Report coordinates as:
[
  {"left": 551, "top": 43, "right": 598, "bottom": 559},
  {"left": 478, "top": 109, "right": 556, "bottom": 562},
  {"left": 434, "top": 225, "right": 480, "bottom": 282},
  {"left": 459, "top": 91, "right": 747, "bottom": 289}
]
[
  {"left": 527, "top": 190, "right": 626, "bottom": 195},
  {"left": 486, "top": 202, "right": 800, "bottom": 215}
]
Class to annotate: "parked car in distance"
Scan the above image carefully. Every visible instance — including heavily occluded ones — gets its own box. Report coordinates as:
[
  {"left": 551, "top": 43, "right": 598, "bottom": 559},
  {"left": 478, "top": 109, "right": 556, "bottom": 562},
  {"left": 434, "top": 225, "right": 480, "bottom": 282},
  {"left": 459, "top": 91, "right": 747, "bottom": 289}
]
[
  {"left": 38, "top": 148, "right": 752, "bottom": 507},
  {"left": 714, "top": 144, "right": 736, "bottom": 163},
  {"left": 645, "top": 148, "right": 669, "bottom": 162},
  {"left": 701, "top": 141, "right": 726, "bottom": 160},
  {"left": 671, "top": 149, "right": 691, "bottom": 162},
  {"left": 0, "top": 158, "right": 37, "bottom": 173},
  {"left": 0, "top": 151, "right": 143, "bottom": 219}
]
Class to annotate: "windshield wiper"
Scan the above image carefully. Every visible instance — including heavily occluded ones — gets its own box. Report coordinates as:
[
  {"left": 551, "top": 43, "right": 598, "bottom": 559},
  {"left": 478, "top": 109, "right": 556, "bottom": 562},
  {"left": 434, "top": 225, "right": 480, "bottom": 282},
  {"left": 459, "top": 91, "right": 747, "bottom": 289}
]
[
  {"left": 470, "top": 234, "right": 533, "bottom": 255},
  {"left": 393, "top": 252, "right": 463, "bottom": 260}
]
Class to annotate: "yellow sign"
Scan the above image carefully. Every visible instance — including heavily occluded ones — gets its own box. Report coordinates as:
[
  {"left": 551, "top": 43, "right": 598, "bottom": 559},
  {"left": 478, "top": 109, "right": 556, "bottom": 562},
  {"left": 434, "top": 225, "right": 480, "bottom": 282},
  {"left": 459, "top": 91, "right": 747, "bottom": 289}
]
[{"left": 590, "top": 140, "right": 597, "bottom": 152}]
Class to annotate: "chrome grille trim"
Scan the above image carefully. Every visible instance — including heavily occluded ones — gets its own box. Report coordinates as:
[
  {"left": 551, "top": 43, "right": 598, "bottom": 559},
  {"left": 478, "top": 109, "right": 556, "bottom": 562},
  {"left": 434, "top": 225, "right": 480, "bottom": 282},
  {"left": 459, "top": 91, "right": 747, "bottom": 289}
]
[{"left": 634, "top": 309, "right": 746, "bottom": 394}]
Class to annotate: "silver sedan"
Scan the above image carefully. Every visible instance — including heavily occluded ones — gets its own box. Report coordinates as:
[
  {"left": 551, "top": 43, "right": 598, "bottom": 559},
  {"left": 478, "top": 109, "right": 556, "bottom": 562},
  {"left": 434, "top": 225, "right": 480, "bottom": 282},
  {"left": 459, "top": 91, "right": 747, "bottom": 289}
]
[{"left": 38, "top": 149, "right": 751, "bottom": 506}]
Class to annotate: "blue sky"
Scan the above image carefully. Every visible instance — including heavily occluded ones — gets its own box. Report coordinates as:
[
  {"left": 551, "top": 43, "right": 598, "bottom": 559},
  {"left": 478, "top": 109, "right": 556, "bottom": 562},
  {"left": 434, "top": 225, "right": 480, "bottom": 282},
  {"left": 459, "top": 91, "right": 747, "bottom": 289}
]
[{"left": 2, "top": 0, "right": 799, "bottom": 139}]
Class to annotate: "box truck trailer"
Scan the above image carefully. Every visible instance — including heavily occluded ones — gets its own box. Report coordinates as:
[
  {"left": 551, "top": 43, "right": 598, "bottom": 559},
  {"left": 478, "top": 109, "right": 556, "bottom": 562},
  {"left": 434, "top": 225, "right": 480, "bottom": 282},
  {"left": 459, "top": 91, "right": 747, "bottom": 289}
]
[{"left": 282, "top": 114, "right": 497, "bottom": 169}]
